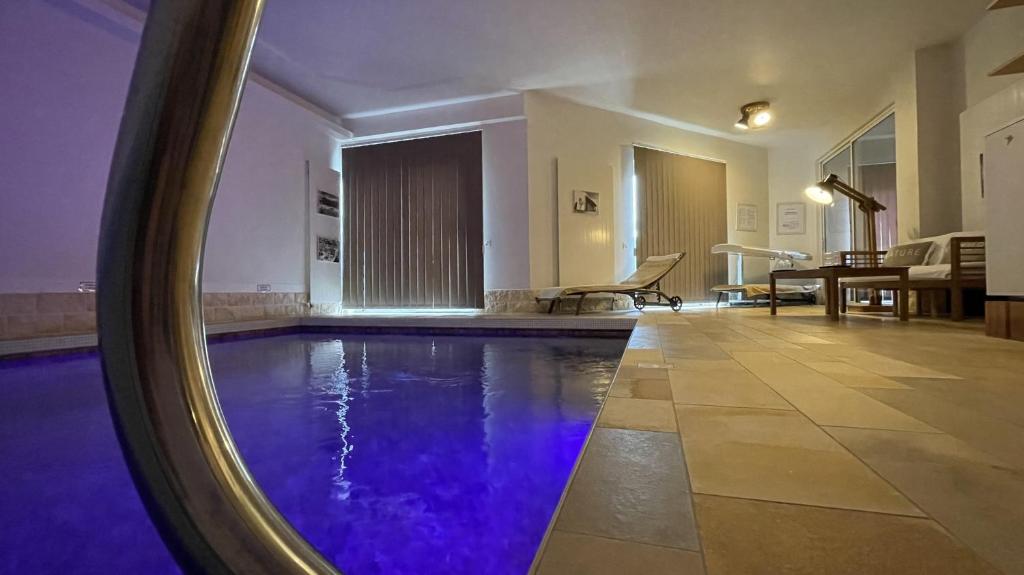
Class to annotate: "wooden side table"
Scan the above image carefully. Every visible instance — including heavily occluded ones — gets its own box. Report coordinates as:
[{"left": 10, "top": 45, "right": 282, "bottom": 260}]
[{"left": 770, "top": 267, "right": 909, "bottom": 321}]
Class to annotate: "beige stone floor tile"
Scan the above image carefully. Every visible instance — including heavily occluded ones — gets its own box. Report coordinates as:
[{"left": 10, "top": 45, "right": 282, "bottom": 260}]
[
  {"left": 727, "top": 326, "right": 773, "bottom": 339},
  {"left": 828, "top": 426, "right": 1024, "bottom": 574},
  {"left": 661, "top": 333, "right": 715, "bottom": 345},
  {"left": 732, "top": 352, "right": 936, "bottom": 432},
  {"left": 609, "top": 378, "right": 673, "bottom": 401},
  {"left": 895, "top": 375, "right": 1024, "bottom": 429},
  {"left": 616, "top": 366, "right": 669, "bottom": 380},
  {"left": 676, "top": 406, "right": 922, "bottom": 516},
  {"left": 776, "top": 348, "right": 839, "bottom": 364},
  {"left": 746, "top": 338, "right": 805, "bottom": 350},
  {"left": 663, "top": 344, "right": 732, "bottom": 361},
  {"left": 626, "top": 335, "right": 661, "bottom": 349},
  {"left": 703, "top": 330, "right": 753, "bottom": 344},
  {"left": 653, "top": 315, "right": 692, "bottom": 325},
  {"left": 803, "top": 361, "right": 911, "bottom": 389},
  {"left": 772, "top": 331, "right": 834, "bottom": 345},
  {"left": 669, "top": 369, "right": 793, "bottom": 410},
  {"left": 620, "top": 348, "right": 665, "bottom": 366},
  {"left": 536, "top": 531, "right": 705, "bottom": 575},
  {"left": 802, "top": 345, "right": 960, "bottom": 379},
  {"left": 556, "top": 428, "right": 699, "bottom": 550},
  {"left": 863, "top": 387, "right": 1024, "bottom": 471},
  {"left": 598, "top": 397, "right": 677, "bottom": 432},
  {"left": 669, "top": 359, "right": 748, "bottom": 374},
  {"left": 714, "top": 340, "right": 771, "bottom": 353},
  {"left": 694, "top": 494, "right": 999, "bottom": 575}
]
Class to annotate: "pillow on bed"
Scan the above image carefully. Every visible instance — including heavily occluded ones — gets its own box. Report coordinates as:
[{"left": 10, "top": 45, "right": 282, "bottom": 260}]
[{"left": 883, "top": 242, "right": 932, "bottom": 266}]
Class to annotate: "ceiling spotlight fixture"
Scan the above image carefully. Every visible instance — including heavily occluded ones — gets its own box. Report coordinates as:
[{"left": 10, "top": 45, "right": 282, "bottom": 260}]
[{"left": 735, "top": 101, "right": 772, "bottom": 130}]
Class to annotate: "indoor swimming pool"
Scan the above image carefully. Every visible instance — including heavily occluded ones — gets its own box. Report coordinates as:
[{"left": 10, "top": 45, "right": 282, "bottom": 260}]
[{"left": 0, "top": 332, "right": 626, "bottom": 574}]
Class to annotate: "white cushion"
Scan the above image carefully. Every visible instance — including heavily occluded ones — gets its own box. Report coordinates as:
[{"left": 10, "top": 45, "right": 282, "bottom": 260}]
[{"left": 920, "top": 231, "right": 984, "bottom": 265}]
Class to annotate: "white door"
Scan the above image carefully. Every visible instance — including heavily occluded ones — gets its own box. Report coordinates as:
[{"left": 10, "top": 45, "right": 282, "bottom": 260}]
[{"left": 984, "top": 119, "right": 1024, "bottom": 297}]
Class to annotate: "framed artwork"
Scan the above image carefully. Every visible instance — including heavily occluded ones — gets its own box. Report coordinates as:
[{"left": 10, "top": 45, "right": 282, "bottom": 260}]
[
  {"left": 572, "top": 190, "right": 599, "bottom": 214},
  {"left": 316, "top": 189, "right": 340, "bottom": 218},
  {"left": 736, "top": 203, "right": 758, "bottom": 232},
  {"left": 316, "top": 236, "right": 340, "bottom": 263},
  {"left": 777, "top": 202, "right": 806, "bottom": 235}
]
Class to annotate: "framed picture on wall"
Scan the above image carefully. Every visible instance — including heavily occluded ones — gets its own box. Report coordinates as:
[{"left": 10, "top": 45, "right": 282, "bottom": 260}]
[
  {"left": 737, "top": 203, "right": 758, "bottom": 232},
  {"left": 776, "top": 202, "right": 806, "bottom": 235},
  {"left": 572, "top": 190, "right": 600, "bottom": 214},
  {"left": 316, "top": 236, "right": 340, "bottom": 263},
  {"left": 316, "top": 189, "right": 340, "bottom": 218}
]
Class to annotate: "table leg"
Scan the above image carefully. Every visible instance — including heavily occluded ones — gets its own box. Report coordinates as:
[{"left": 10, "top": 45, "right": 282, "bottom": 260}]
[
  {"left": 770, "top": 274, "right": 777, "bottom": 316},
  {"left": 899, "top": 270, "right": 909, "bottom": 322},
  {"left": 829, "top": 278, "right": 840, "bottom": 320}
]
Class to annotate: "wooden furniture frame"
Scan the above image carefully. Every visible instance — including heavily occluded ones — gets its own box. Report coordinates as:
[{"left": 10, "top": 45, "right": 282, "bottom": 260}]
[
  {"left": 838, "top": 237, "right": 986, "bottom": 321},
  {"left": 770, "top": 267, "right": 909, "bottom": 321}
]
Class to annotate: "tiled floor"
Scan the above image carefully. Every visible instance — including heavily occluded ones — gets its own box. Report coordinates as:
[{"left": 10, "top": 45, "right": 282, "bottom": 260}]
[{"left": 534, "top": 306, "right": 1024, "bottom": 574}]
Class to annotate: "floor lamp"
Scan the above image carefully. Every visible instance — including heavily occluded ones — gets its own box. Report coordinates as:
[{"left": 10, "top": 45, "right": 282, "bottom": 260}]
[{"left": 805, "top": 173, "right": 887, "bottom": 258}]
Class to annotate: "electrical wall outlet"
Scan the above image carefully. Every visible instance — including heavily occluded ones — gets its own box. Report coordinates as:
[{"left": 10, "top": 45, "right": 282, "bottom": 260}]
[{"left": 256, "top": 283, "right": 272, "bottom": 293}]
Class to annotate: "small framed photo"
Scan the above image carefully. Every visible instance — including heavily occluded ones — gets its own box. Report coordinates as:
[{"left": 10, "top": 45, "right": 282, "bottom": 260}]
[
  {"left": 572, "top": 190, "right": 599, "bottom": 214},
  {"left": 737, "top": 203, "right": 758, "bottom": 232},
  {"left": 316, "top": 236, "right": 340, "bottom": 263},
  {"left": 776, "top": 202, "right": 806, "bottom": 235},
  {"left": 316, "top": 190, "right": 340, "bottom": 218}
]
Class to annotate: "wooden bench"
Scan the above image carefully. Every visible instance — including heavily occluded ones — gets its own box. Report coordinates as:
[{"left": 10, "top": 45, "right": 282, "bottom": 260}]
[{"left": 838, "top": 236, "right": 986, "bottom": 321}]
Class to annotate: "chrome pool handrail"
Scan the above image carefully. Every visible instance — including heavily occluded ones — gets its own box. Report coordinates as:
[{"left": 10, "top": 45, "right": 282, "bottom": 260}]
[{"left": 96, "top": 1, "right": 340, "bottom": 572}]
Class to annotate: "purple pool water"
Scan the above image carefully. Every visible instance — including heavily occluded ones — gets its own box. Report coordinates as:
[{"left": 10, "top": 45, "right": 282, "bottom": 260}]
[{"left": 0, "top": 333, "right": 625, "bottom": 574}]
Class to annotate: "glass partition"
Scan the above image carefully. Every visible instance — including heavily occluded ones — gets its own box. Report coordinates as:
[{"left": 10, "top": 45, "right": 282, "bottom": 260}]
[
  {"left": 821, "top": 147, "right": 853, "bottom": 254},
  {"left": 852, "top": 114, "right": 897, "bottom": 251},
  {"left": 820, "top": 113, "right": 897, "bottom": 256}
]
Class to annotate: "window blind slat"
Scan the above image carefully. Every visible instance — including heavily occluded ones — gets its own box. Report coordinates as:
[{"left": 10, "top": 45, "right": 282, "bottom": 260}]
[
  {"left": 634, "top": 147, "right": 727, "bottom": 301},
  {"left": 342, "top": 132, "right": 484, "bottom": 309}
]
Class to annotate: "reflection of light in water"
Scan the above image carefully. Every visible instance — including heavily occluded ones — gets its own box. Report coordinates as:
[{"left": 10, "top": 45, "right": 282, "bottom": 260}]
[
  {"left": 330, "top": 352, "right": 354, "bottom": 493},
  {"left": 310, "top": 340, "right": 355, "bottom": 495}
]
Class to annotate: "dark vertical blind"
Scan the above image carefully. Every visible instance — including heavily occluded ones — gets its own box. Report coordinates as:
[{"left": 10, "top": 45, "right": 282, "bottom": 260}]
[
  {"left": 342, "top": 131, "right": 484, "bottom": 308},
  {"left": 634, "top": 146, "right": 727, "bottom": 301}
]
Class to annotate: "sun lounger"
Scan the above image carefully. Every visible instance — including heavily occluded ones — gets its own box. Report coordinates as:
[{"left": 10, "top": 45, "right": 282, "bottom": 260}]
[{"left": 536, "top": 253, "right": 686, "bottom": 315}]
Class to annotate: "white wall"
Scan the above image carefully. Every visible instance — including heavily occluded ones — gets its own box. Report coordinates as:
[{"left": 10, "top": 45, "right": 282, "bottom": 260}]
[
  {"left": 0, "top": 1, "right": 341, "bottom": 294},
  {"left": 959, "top": 8, "right": 1024, "bottom": 232},
  {"left": 962, "top": 8, "right": 1024, "bottom": 109},
  {"left": 768, "top": 141, "right": 828, "bottom": 264},
  {"left": 769, "top": 43, "right": 965, "bottom": 258},
  {"left": 960, "top": 78, "right": 1024, "bottom": 231},
  {"left": 208, "top": 85, "right": 342, "bottom": 293},
  {"left": 556, "top": 159, "right": 615, "bottom": 285},
  {"left": 984, "top": 119, "right": 1024, "bottom": 297},
  {"left": 342, "top": 95, "right": 530, "bottom": 291},
  {"left": 772, "top": 9, "right": 1024, "bottom": 255},
  {"left": 525, "top": 92, "right": 771, "bottom": 289}
]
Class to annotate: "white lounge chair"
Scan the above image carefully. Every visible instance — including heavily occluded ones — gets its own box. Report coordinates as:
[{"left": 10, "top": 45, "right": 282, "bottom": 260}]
[{"left": 536, "top": 253, "right": 687, "bottom": 315}]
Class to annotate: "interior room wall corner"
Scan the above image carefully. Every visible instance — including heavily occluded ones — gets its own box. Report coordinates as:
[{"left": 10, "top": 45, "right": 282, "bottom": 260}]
[{"left": 913, "top": 42, "right": 967, "bottom": 237}]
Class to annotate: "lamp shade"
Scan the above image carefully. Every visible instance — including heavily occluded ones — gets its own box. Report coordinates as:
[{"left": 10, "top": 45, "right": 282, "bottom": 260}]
[{"left": 804, "top": 184, "right": 834, "bottom": 205}]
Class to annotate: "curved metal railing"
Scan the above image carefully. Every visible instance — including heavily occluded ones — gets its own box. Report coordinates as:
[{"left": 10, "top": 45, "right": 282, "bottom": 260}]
[{"left": 96, "top": 1, "right": 340, "bottom": 572}]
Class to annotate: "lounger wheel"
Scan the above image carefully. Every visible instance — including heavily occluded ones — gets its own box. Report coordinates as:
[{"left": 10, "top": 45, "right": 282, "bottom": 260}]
[
  {"left": 633, "top": 296, "right": 646, "bottom": 310},
  {"left": 670, "top": 296, "right": 683, "bottom": 312}
]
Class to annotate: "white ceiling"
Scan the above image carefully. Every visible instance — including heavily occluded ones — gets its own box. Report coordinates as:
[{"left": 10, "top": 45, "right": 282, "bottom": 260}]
[{"left": 146, "top": 0, "right": 992, "bottom": 147}]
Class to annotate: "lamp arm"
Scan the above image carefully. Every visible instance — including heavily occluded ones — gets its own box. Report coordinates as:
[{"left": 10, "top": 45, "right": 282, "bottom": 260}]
[{"left": 831, "top": 179, "right": 887, "bottom": 212}]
